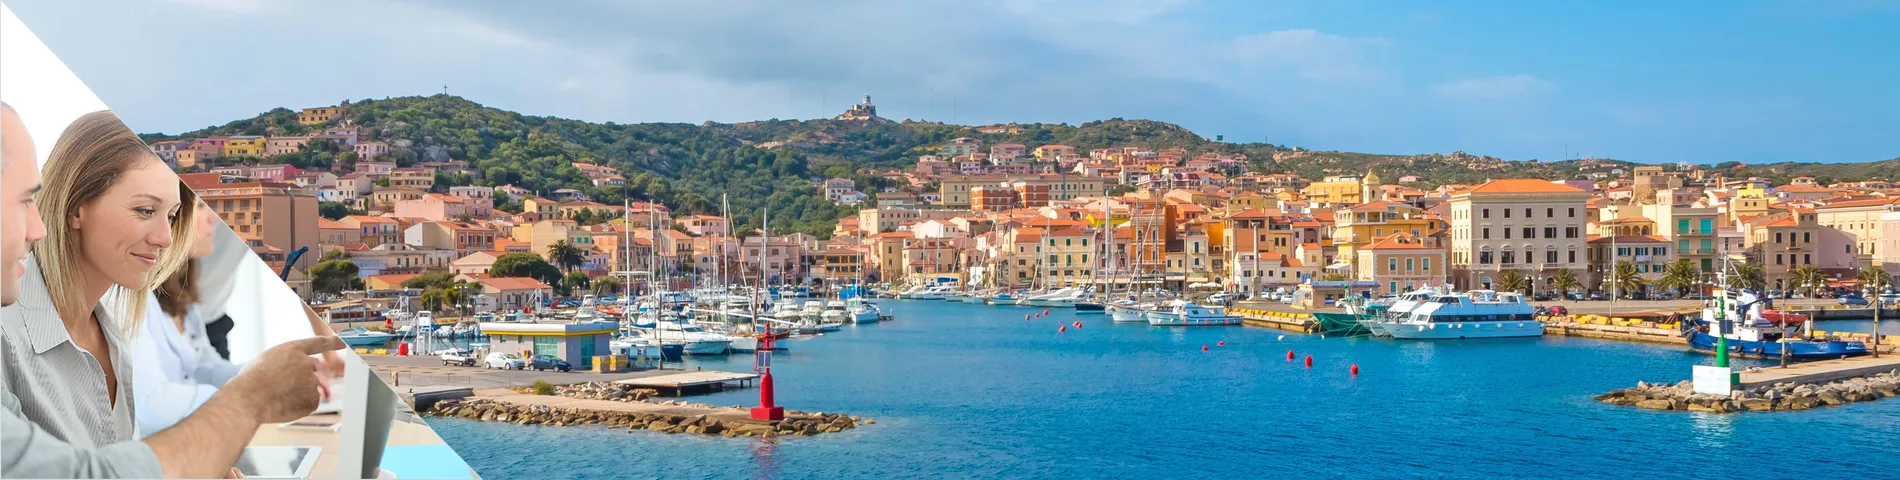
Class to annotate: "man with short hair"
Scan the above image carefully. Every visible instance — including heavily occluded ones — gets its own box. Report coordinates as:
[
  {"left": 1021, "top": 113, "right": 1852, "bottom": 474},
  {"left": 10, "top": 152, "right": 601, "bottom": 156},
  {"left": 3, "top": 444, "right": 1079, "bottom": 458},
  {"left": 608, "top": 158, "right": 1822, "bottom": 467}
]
[{"left": 2, "top": 102, "right": 348, "bottom": 479}]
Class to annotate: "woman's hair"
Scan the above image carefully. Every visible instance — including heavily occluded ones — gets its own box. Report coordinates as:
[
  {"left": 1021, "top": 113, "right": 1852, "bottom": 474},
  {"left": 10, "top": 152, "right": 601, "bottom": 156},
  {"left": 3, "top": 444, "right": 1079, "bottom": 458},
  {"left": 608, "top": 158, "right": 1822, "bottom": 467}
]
[
  {"left": 33, "top": 110, "right": 196, "bottom": 335},
  {"left": 156, "top": 199, "right": 210, "bottom": 319}
]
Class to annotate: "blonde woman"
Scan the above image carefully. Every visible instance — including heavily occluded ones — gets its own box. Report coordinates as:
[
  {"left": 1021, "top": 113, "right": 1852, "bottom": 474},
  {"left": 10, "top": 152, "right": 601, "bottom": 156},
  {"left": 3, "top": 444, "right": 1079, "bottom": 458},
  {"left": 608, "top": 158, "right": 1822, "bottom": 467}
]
[{"left": 2, "top": 109, "right": 345, "bottom": 479}]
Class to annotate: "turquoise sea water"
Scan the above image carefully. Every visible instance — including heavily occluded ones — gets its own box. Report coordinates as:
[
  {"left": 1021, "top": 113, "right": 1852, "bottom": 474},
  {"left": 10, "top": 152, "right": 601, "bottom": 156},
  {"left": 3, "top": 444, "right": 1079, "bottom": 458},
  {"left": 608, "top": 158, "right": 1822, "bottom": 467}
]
[{"left": 426, "top": 300, "right": 1900, "bottom": 479}]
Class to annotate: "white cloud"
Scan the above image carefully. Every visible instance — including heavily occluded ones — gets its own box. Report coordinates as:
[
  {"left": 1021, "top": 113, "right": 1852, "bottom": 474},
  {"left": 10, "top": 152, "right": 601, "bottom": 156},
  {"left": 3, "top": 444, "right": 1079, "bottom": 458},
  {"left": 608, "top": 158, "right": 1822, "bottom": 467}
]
[{"left": 1428, "top": 75, "right": 1553, "bottom": 102}]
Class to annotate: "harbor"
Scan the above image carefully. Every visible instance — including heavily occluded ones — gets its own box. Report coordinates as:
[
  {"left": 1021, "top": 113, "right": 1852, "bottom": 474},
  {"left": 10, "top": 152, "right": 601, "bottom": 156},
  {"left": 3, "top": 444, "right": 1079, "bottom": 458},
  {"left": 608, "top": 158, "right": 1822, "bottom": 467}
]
[{"left": 424, "top": 298, "right": 1900, "bottom": 478}]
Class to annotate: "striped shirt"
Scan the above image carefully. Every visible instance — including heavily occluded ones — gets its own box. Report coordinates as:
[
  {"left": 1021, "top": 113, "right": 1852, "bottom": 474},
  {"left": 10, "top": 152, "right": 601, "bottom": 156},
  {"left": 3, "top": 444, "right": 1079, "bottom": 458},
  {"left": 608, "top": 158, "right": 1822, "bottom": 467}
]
[{"left": 0, "top": 254, "right": 162, "bottom": 478}]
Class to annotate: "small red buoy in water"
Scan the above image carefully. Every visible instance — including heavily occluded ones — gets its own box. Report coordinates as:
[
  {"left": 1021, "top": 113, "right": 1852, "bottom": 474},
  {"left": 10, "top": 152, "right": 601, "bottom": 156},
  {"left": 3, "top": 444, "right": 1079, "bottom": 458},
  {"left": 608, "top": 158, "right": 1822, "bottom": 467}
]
[
  {"left": 1287, "top": 350, "right": 1295, "bottom": 360},
  {"left": 1217, "top": 340, "right": 1226, "bottom": 347},
  {"left": 1072, "top": 321, "right": 1082, "bottom": 328},
  {"left": 1351, "top": 364, "right": 1360, "bottom": 376},
  {"left": 1043, "top": 309, "right": 1050, "bottom": 316},
  {"left": 1025, "top": 314, "right": 1031, "bottom": 320},
  {"left": 1058, "top": 325, "right": 1067, "bottom": 333},
  {"left": 1201, "top": 345, "right": 1209, "bottom": 352},
  {"left": 1304, "top": 355, "right": 1313, "bottom": 368}
]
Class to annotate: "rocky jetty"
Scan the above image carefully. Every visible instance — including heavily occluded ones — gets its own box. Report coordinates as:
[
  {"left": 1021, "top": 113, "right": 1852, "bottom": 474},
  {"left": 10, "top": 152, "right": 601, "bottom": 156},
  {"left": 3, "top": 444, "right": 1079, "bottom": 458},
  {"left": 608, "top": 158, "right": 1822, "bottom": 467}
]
[
  {"left": 434, "top": 382, "right": 868, "bottom": 437},
  {"left": 1595, "top": 370, "right": 1900, "bottom": 413}
]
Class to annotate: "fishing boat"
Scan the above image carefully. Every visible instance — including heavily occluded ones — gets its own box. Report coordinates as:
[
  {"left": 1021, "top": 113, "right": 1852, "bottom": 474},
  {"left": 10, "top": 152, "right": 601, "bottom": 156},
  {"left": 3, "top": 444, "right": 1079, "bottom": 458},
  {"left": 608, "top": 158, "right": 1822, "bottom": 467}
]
[
  {"left": 1363, "top": 290, "right": 1543, "bottom": 340},
  {"left": 1686, "top": 287, "right": 1867, "bottom": 360},
  {"left": 338, "top": 326, "right": 396, "bottom": 346},
  {"left": 1144, "top": 300, "right": 1241, "bottom": 326}
]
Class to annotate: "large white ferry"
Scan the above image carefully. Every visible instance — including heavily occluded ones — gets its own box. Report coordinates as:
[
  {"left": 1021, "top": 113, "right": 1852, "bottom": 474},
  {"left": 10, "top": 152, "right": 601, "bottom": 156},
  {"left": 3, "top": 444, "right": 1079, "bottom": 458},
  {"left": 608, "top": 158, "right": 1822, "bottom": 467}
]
[{"left": 1363, "top": 290, "right": 1543, "bottom": 339}]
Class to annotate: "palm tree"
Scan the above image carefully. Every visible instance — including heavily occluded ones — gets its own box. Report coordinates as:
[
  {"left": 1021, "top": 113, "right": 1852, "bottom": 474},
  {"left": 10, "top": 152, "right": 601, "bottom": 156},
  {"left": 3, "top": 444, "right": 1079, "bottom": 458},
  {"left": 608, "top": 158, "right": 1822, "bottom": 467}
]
[
  {"left": 1612, "top": 261, "right": 1644, "bottom": 299},
  {"left": 1857, "top": 266, "right": 1892, "bottom": 294},
  {"left": 1726, "top": 263, "right": 1765, "bottom": 291},
  {"left": 1497, "top": 270, "right": 1529, "bottom": 294},
  {"left": 1792, "top": 265, "right": 1829, "bottom": 296},
  {"left": 1657, "top": 259, "right": 1700, "bottom": 296},
  {"left": 547, "top": 240, "right": 585, "bottom": 273},
  {"left": 1550, "top": 268, "right": 1581, "bottom": 296},
  {"left": 592, "top": 275, "right": 622, "bottom": 295}
]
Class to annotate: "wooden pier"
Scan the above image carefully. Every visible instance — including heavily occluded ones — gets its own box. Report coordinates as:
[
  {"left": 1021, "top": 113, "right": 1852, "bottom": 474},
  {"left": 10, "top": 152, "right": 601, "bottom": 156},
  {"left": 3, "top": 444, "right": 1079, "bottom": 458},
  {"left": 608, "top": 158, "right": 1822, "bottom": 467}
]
[
  {"left": 615, "top": 370, "right": 761, "bottom": 396},
  {"left": 1230, "top": 306, "right": 1319, "bottom": 333}
]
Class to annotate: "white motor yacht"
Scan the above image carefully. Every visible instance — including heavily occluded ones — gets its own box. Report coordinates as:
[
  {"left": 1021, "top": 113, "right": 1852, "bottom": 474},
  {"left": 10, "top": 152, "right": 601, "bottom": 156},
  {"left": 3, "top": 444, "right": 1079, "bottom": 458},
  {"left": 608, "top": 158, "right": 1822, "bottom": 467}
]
[
  {"left": 1144, "top": 300, "right": 1241, "bottom": 326},
  {"left": 848, "top": 298, "right": 882, "bottom": 323}
]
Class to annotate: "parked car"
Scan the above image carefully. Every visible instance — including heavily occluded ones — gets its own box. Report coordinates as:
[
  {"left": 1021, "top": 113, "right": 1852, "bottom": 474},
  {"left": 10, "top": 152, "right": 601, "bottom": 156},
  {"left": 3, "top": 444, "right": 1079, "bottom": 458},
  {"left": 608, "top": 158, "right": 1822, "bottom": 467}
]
[
  {"left": 530, "top": 354, "right": 572, "bottom": 372},
  {"left": 1587, "top": 293, "right": 1608, "bottom": 301},
  {"left": 1839, "top": 295, "right": 1870, "bottom": 306},
  {"left": 484, "top": 352, "right": 525, "bottom": 370},
  {"left": 1567, "top": 292, "right": 1586, "bottom": 301},
  {"left": 440, "top": 349, "right": 476, "bottom": 367},
  {"left": 1546, "top": 306, "right": 1570, "bottom": 316}
]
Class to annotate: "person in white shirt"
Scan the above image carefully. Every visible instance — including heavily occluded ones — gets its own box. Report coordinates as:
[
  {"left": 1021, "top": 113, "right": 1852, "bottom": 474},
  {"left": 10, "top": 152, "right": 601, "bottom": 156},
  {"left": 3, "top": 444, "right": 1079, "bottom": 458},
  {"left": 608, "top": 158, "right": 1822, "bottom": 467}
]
[{"left": 131, "top": 199, "right": 240, "bottom": 435}]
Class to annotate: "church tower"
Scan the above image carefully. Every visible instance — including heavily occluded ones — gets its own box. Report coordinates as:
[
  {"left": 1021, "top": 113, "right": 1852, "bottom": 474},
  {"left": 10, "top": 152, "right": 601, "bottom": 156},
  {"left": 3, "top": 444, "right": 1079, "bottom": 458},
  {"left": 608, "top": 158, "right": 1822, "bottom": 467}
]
[{"left": 1360, "top": 168, "right": 1383, "bottom": 204}]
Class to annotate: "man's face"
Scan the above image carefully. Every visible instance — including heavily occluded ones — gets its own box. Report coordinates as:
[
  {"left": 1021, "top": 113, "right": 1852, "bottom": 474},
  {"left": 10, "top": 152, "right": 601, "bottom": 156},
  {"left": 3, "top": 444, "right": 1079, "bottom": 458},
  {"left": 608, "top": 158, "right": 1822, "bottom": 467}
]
[{"left": 1, "top": 107, "right": 49, "bottom": 306}]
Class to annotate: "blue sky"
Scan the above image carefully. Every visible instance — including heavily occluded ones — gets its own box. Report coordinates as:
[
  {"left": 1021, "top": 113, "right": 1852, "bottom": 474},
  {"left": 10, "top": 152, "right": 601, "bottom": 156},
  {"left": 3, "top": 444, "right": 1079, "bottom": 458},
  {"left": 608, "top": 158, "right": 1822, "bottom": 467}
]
[{"left": 8, "top": 0, "right": 1897, "bottom": 164}]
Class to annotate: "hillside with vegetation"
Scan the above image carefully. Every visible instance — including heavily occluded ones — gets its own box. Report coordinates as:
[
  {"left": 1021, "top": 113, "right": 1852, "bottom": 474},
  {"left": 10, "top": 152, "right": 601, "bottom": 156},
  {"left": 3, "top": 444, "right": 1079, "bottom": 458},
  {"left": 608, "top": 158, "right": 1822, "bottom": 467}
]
[{"left": 141, "top": 95, "right": 1897, "bottom": 237}]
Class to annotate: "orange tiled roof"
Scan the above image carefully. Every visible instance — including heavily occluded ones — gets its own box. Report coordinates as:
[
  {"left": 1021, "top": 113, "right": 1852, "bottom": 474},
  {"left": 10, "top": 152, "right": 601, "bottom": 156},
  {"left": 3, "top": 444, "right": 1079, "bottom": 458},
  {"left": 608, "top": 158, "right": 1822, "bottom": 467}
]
[{"left": 1461, "top": 179, "right": 1586, "bottom": 194}]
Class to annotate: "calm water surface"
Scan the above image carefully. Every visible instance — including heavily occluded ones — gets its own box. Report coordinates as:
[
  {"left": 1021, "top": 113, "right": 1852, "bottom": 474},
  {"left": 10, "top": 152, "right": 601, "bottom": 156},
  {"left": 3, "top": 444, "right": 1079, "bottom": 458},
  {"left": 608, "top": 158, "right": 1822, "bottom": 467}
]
[{"left": 428, "top": 300, "right": 1900, "bottom": 479}]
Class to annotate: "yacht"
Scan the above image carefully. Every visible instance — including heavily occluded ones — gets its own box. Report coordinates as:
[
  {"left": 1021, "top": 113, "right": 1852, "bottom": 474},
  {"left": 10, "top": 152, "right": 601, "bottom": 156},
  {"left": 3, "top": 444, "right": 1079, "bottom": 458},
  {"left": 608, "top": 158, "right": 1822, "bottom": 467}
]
[
  {"left": 1108, "top": 299, "right": 1155, "bottom": 323},
  {"left": 1018, "top": 287, "right": 1088, "bottom": 307},
  {"left": 822, "top": 300, "right": 849, "bottom": 323},
  {"left": 800, "top": 300, "right": 826, "bottom": 321},
  {"left": 986, "top": 291, "right": 1021, "bottom": 305},
  {"left": 643, "top": 321, "right": 734, "bottom": 355},
  {"left": 1144, "top": 301, "right": 1242, "bottom": 326},
  {"left": 338, "top": 326, "right": 396, "bottom": 346},
  {"left": 848, "top": 298, "right": 882, "bottom": 323},
  {"left": 1363, "top": 290, "right": 1543, "bottom": 340},
  {"left": 772, "top": 299, "right": 806, "bottom": 321}
]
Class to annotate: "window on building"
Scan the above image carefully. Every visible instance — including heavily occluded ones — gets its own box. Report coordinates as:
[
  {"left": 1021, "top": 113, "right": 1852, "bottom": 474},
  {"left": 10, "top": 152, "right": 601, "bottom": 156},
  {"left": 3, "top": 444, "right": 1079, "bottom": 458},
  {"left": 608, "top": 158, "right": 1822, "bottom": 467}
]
[
  {"left": 1525, "top": 208, "right": 1533, "bottom": 218},
  {"left": 1700, "top": 219, "right": 1713, "bottom": 232},
  {"left": 1546, "top": 250, "right": 1558, "bottom": 263},
  {"left": 1547, "top": 208, "right": 1554, "bottom": 218},
  {"left": 1483, "top": 228, "right": 1491, "bottom": 239},
  {"left": 1504, "top": 209, "right": 1511, "bottom": 219},
  {"left": 1523, "top": 228, "right": 1534, "bottom": 239},
  {"left": 1804, "top": 232, "right": 1811, "bottom": 243},
  {"left": 1544, "top": 227, "right": 1556, "bottom": 238},
  {"left": 1776, "top": 232, "right": 1783, "bottom": 243},
  {"left": 1566, "top": 227, "right": 1579, "bottom": 238},
  {"left": 1504, "top": 228, "right": 1512, "bottom": 239},
  {"left": 1406, "top": 258, "right": 1415, "bottom": 271},
  {"left": 1776, "top": 254, "right": 1784, "bottom": 265},
  {"left": 1389, "top": 258, "right": 1398, "bottom": 272},
  {"left": 1502, "top": 251, "right": 1515, "bottom": 265},
  {"left": 1423, "top": 258, "right": 1432, "bottom": 271},
  {"left": 1805, "top": 254, "right": 1811, "bottom": 265},
  {"left": 1480, "top": 251, "right": 1493, "bottom": 264},
  {"left": 1483, "top": 209, "right": 1490, "bottom": 218},
  {"left": 1569, "top": 250, "right": 1576, "bottom": 263}
]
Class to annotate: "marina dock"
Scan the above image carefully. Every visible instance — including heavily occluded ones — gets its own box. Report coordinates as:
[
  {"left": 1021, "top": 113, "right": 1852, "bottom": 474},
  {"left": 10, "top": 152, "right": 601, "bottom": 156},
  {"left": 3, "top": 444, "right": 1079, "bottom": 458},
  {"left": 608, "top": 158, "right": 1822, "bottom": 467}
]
[
  {"left": 1229, "top": 303, "right": 1321, "bottom": 333},
  {"left": 615, "top": 371, "right": 761, "bottom": 396}
]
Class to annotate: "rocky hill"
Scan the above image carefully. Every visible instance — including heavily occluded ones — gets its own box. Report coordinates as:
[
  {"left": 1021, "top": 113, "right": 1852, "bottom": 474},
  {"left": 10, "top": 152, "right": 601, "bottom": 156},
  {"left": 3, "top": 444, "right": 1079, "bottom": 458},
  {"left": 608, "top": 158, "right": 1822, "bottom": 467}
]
[{"left": 141, "top": 94, "right": 1897, "bottom": 236}]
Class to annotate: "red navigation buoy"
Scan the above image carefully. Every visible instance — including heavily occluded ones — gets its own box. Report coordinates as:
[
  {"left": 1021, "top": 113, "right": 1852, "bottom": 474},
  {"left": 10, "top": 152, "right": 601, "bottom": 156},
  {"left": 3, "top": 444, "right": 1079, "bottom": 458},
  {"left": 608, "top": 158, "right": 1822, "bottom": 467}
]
[
  {"left": 1072, "top": 321, "right": 1082, "bottom": 328},
  {"left": 1058, "top": 325, "right": 1067, "bottom": 333},
  {"left": 1025, "top": 314, "right": 1032, "bottom": 320},
  {"left": 1201, "top": 345, "right": 1209, "bottom": 352},
  {"left": 1287, "top": 350, "right": 1295, "bottom": 360},
  {"left": 1351, "top": 364, "right": 1360, "bottom": 376},
  {"left": 1217, "top": 340, "right": 1226, "bottom": 347},
  {"left": 1042, "top": 309, "right": 1050, "bottom": 316},
  {"left": 1304, "top": 355, "right": 1313, "bottom": 368}
]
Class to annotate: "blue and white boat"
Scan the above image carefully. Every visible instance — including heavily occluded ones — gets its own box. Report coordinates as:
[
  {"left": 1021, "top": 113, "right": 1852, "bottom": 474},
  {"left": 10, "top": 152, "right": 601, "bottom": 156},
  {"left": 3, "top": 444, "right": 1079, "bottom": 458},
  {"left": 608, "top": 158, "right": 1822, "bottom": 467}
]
[{"left": 1687, "top": 288, "right": 1868, "bottom": 360}]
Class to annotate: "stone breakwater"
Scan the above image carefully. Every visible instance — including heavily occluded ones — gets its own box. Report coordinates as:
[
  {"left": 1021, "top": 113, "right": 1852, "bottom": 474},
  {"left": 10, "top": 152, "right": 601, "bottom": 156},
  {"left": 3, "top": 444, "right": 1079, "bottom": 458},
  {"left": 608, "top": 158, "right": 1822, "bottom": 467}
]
[
  {"left": 428, "top": 382, "right": 871, "bottom": 437},
  {"left": 1595, "top": 370, "right": 1900, "bottom": 413}
]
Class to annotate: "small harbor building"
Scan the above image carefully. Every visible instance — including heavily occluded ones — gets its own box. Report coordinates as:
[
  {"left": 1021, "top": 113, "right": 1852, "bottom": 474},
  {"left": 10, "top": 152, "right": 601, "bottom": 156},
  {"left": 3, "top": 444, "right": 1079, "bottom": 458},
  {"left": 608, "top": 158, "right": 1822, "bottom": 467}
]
[{"left": 479, "top": 321, "right": 618, "bottom": 368}]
